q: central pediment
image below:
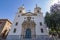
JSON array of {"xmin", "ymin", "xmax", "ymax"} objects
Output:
[{"xmin": 21, "ymin": 12, "xmax": 37, "ymax": 16}]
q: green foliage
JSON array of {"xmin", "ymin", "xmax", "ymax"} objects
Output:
[
  {"xmin": 45, "ymin": 12, "xmax": 51, "ymax": 28},
  {"xmin": 45, "ymin": 11, "xmax": 60, "ymax": 35}
]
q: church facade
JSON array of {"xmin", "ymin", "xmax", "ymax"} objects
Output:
[{"xmin": 6, "ymin": 5, "xmax": 49, "ymax": 40}]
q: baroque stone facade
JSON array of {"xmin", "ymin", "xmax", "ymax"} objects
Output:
[{"xmin": 6, "ymin": 5, "xmax": 49, "ymax": 40}]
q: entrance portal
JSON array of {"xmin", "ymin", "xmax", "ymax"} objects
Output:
[{"xmin": 25, "ymin": 28, "xmax": 31, "ymax": 38}]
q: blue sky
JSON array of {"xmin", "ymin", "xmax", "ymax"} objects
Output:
[{"xmin": 0, "ymin": 0, "xmax": 59, "ymax": 22}]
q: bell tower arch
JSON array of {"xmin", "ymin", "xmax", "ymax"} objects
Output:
[
  {"xmin": 34, "ymin": 4, "xmax": 41, "ymax": 13},
  {"xmin": 18, "ymin": 4, "xmax": 26, "ymax": 14}
]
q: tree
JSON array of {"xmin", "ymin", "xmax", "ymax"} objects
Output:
[
  {"xmin": 45, "ymin": 12, "xmax": 51, "ymax": 28},
  {"xmin": 45, "ymin": 11, "xmax": 60, "ymax": 37}
]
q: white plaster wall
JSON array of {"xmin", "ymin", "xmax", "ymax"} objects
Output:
[
  {"xmin": 33, "ymin": 13, "xmax": 48, "ymax": 35},
  {"xmin": 8, "ymin": 12, "xmax": 48, "ymax": 36},
  {"xmin": 8, "ymin": 13, "xmax": 24, "ymax": 35}
]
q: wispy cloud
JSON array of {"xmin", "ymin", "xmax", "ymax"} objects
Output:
[{"xmin": 47, "ymin": 0, "xmax": 59, "ymax": 12}]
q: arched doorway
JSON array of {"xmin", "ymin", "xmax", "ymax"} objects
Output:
[
  {"xmin": 22, "ymin": 17, "xmax": 36, "ymax": 39},
  {"xmin": 25, "ymin": 28, "xmax": 31, "ymax": 38}
]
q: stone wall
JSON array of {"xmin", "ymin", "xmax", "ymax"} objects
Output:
[{"xmin": 6, "ymin": 35, "xmax": 49, "ymax": 40}]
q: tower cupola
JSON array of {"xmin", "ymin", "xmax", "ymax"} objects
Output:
[
  {"xmin": 34, "ymin": 4, "xmax": 41, "ymax": 13},
  {"xmin": 18, "ymin": 4, "xmax": 26, "ymax": 14}
]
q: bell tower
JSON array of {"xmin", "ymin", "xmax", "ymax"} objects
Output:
[
  {"xmin": 34, "ymin": 4, "xmax": 41, "ymax": 14},
  {"xmin": 18, "ymin": 4, "xmax": 26, "ymax": 14}
]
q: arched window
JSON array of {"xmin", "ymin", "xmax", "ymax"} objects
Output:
[
  {"xmin": 25, "ymin": 28, "xmax": 31, "ymax": 38},
  {"xmin": 15, "ymin": 22, "xmax": 18, "ymax": 26},
  {"xmin": 18, "ymin": 15, "xmax": 20, "ymax": 17},
  {"xmin": 37, "ymin": 10, "xmax": 40, "ymax": 13},
  {"xmin": 20, "ymin": 10, "xmax": 22, "ymax": 13},
  {"xmin": 41, "ymin": 28, "xmax": 44, "ymax": 33},
  {"xmin": 13, "ymin": 28, "xmax": 16, "ymax": 33},
  {"xmin": 40, "ymin": 22, "xmax": 42, "ymax": 26}
]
